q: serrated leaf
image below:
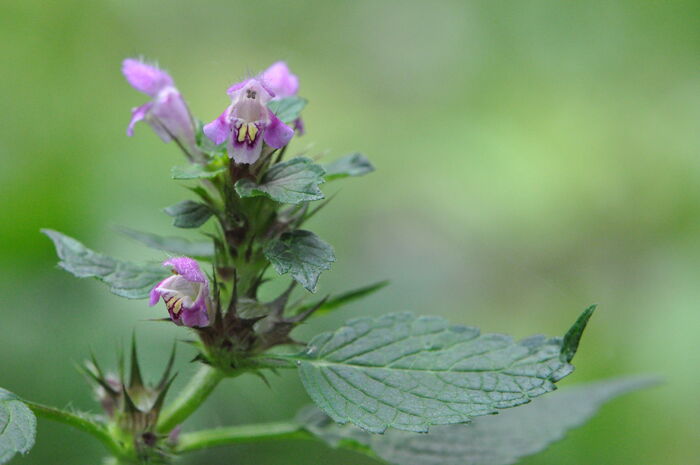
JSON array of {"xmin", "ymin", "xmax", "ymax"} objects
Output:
[
  {"xmin": 267, "ymin": 97, "xmax": 307, "ymax": 124},
  {"xmin": 42, "ymin": 229, "xmax": 170, "ymax": 299},
  {"xmin": 264, "ymin": 230, "xmax": 335, "ymax": 292},
  {"xmin": 296, "ymin": 310, "xmax": 593, "ymax": 433},
  {"xmin": 235, "ymin": 157, "xmax": 325, "ymax": 204},
  {"xmin": 117, "ymin": 227, "xmax": 214, "ymax": 258},
  {"xmin": 0, "ymin": 388, "xmax": 36, "ymax": 464},
  {"xmin": 164, "ymin": 200, "xmax": 213, "ymax": 228},
  {"xmin": 171, "ymin": 163, "xmax": 227, "ymax": 180},
  {"xmin": 294, "ymin": 280, "xmax": 389, "ymax": 317},
  {"xmin": 299, "ymin": 376, "xmax": 658, "ymax": 465},
  {"xmin": 323, "ymin": 153, "xmax": 375, "ymax": 181}
]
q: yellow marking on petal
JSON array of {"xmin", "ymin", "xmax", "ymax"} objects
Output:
[
  {"xmin": 247, "ymin": 123, "xmax": 258, "ymax": 142},
  {"xmin": 171, "ymin": 298, "xmax": 184, "ymax": 315},
  {"xmin": 237, "ymin": 124, "xmax": 248, "ymax": 143}
]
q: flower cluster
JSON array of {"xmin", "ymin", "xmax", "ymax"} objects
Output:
[{"xmin": 123, "ymin": 59, "xmax": 301, "ymax": 165}]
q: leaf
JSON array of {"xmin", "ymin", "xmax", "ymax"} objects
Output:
[
  {"xmin": 264, "ymin": 230, "xmax": 335, "ymax": 292},
  {"xmin": 235, "ymin": 157, "xmax": 326, "ymax": 204},
  {"xmin": 267, "ymin": 97, "xmax": 308, "ymax": 125},
  {"xmin": 295, "ymin": 309, "xmax": 594, "ymax": 433},
  {"xmin": 560, "ymin": 304, "xmax": 595, "ymax": 363},
  {"xmin": 42, "ymin": 229, "xmax": 170, "ymax": 299},
  {"xmin": 117, "ymin": 227, "xmax": 214, "ymax": 258},
  {"xmin": 171, "ymin": 163, "xmax": 226, "ymax": 180},
  {"xmin": 0, "ymin": 388, "xmax": 36, "ymax": 464},
  {"xmin": 299, "ymin": 376, "xmax": 659, "ymax": 465},
  {"xmin": 323, "ymin": 153, "xmax": 375, "ymax": 181},
  {"xmin": 294, "ymin": 280, "xmax": 390, "ymax": 317},
  {"xmin": 164, "ymin": 200, "xmax": 213, "ymax": 228}
]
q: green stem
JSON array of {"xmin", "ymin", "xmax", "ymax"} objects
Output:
[
  {"xmin": 156, "ymin": 365, "xmax": 225, "ymax": 434},
  {"xmin": 25, "ymin": 401, "xmax": 124, "ymax": 457},
  {"xmin": 175, "ymin": 421, "xmax": 313, "ymax": 453}
]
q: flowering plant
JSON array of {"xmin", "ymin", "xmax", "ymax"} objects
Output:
[{"xmin": 0, "ymin": 59, "xmax": 655, "ymax": 465}]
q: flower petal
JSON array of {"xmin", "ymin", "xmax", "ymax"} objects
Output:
[
  {"xmin": 163, "ymin": 257, "xmax": 207, "ymax": 283},
  {"xmin": 149, "ymin": 278, "xmax": 166, "ymax": 306},
  {"xmin": 262, "ymin": 61, "xmax": 299, "ymax": 97},
  {"xmin": 122, "ymin": 58, "xmax": 174, "ymax": 97},
  {"xmin": 226, "ymin": 78, "xmax": 253, "ymax": 96},
  {"xmin": 203, "ymin": 108, "xmax": 232, "ymax": 145},
  {"xmin": 227, "ymin": 78, "xmax": 275, "ymax": 100},
  {"xmin": 151, "ymin": 87, "xmax": 196, "ymax": 145},
  {"xmin": 127, "ymin": 102, "xmax": 152, "ymax": 137},
  {"xmin": 263, "ymin": 110, "xmax": 294, "ymax": 148},
  {"xmin": 228, "ymin": 129, "xmax": 263, "ymax": 164},
  {"xmin": 180, "ymin": 304, "xmax": 210, "ymax": 327}
]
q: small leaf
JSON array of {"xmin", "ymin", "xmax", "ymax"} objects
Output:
[
  {"xmin": 267, "ymin": 97, "xmax": 308, "ymax": 124},
  {"xmin": 323, "ymin": 153, "xmax": 375, "ymax": 181},
  {"xmin": 117, "ymin": 227, "xmax": 214, "ymax": 258},
  {"xmin": 0, "ymin": 388, "xmax": 36, "ymax": 464},
  {"xmin": 294, "ymin": 280, "xmax": 389, "ymax": 317},
  {"xmin": 171, "ymin": 163, "xmax": 226, "ymax": 180},
  {"xmin": 264, "ymin": 230, "xmax": 335, "ymax": 292},
  {"xmin": 296, "ymin": 311, "xmax": 592, "ymax": 433},
  {"xmin": 42, "ymin": 229, "xmax": 170, "ymax": 299},
  {"xmin": 299, "ymin": 376, "xmax": 659, "ymax": 465},
  {"xmin": 235, "ymin": 157, "xmax": 326, "ymax": 204},
  {"xmin": 164, "ymin": 200, "xmax": 213, "ymax": 228},
  {"xmin": 561, "ymin": 304, "xmax": 595, "ymax": 363}
]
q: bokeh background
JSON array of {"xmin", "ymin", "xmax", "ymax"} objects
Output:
[{"xmin": 1, "ymin": 1, "xmax": 699, "ymax": 464}]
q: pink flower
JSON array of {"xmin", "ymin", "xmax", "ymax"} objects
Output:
[
  {"xmin": 149, "ymin": 257, "xmax": 210, "ymax": 328},
  {"xmin": 122, "ymin": 59, "xmax": 197, "ymax": 155},
  {"xmin": 203, "ymin": 77, "xmax": 294, "ymax": 164}
]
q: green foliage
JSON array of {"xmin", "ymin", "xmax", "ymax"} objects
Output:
[
  {"xmin": 295, "ymin": 310, "xmax": 593, "ymax": 433},
  {"xmin": 293, "ymin": 280, "xmax": 389, "ymax": 317},
  {"xmin": 117, "ymin": 227, "xmax": 214, "ymax": 258},
  {"xmin": 299, "ymin": 376, "xmax": 658, "ymax": 465},
  {"xmin": 561, "ymin": 304, "xmax": 596, "ymax": 363},
  {"xmin": 235, "ymin": 157, "xmax": 326, "ymax": 204},
  {"xmin": 171, "ymin": 163, "xmax": 226, "ymax": 180},
  {"xmin": 0, "ymin": 388, "xmax": 36, "ymax": 465},
  {"xmin": 323, "ymin": 153, "xmax": 375, "ymax": 181},
  {"xmin": 164, "ymin": 200, "xmax": 213, "ymax": 228},
  {"xmin": 267, "ymin": 97, "xmax": 308, "ymax": 125},
  {"xmin": 42, "ymin": 229, "xmax": 170, "ymax": 299},
  {"xmin": 263, "ymin": 230, "xmax": 335, "ymax": 292}
]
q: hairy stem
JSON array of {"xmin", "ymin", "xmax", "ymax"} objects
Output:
[
  {"xmin": 25, "ymin": 401, "xmax": 124, "ymax": 457},
  {"xmin": 156, "ymin": 364, "xmax": 225, "ymax": 434},
  {"xmin": 175, "ymin": 421, "xmax": 313, "ymax": 453}
]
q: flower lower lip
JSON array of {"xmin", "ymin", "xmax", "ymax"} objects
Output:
[{"xmin": 165, "ymin": 296, "xmax": 184, "ymax": 315}]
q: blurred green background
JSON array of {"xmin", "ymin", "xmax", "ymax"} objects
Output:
[{"xmin": 1, "ymin": 0, "xmax": 698, "ymax": 464}]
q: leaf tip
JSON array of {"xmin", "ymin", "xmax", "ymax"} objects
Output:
[{"xmin": 560, "ymin": 304, "xmax": 596, "ymax": 363}]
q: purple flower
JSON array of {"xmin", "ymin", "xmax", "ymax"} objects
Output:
[
  {"xmin": 203, "ymin": 77, "xmax": 294, "ymax": 164},
  {"xmin": 262, "ymin": 61, "xmax": 305, "ymax": 135},
  {"xmin": 149, "ymin": 257, "xmax": 210, "ymax": 328},
  {"xmin": 261, "ymin": 61, "xmax": 299, "ymax": 98},
  {"xmin": 122, "ymin": 59, "xmax": 198, "ymax": 157}
]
